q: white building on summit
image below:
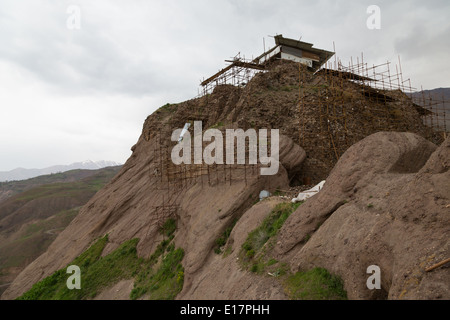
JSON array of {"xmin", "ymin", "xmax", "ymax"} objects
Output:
[
  {"xmin": 200, "ymin": 34, "xmax": 334, "ymax": 95},
  {"xmin": 254, "ymin": 35, "xmax": 334, "ymax": 71}
]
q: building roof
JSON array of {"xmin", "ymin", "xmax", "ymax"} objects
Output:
[{"xmin": 254, "ymin": 34, "xmax": 335, "ymax": 71}]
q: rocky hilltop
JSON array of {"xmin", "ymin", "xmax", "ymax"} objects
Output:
[{"xmin": 2, "ymin": 61, "xmax": 448, "ymax": 300}]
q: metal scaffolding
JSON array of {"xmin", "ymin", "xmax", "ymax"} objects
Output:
[{"xmin": 298, "ymin": 52, "xmax": 448, "ymax": 182}]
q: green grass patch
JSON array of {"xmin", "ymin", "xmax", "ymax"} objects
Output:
[
  {"xmin": 302, "ymin": 234, "xmax": 311, "ymax": 244},
  {"xmin": 17, "ymin": 235, "xmax": 110, "ymax": 300},
  {"xmin": 160, "ymin": 218, "xmax": 177, "ymax": 238},
  {"xmin": 131, "ymin": 247, "xmax": 184, "ymax": 300},
  {"xmin": 284, "ymin": 267, "xmax": 347, "ymax": 300},
  {"xmin": 209, "ymin": 121, "xmax": 224, "ymax": 129},
  {"xmin": 214, "ymin": 219, "xmax": 238, "ymax": 254},
  {"xmin": 240, "ymin": 201, "xmax": 302, "ymax": 273},
  {"xmin": 158, "ymin": 103, "xmax": 177, "ymax": 113},
  {"xmin": 222, "ymin": 246, "xmax": 232, "ymax": 257},
  {"xmin": 18, "ymin": 218, "xmax": 185, "ymax": 300},
  {"xmin": 242, "ymin": 202, "xmax": 301, "ymax": 258},
  {"xmin": 267, "ymin": 258, "xmax": 278, "ymax": 266},
  {"xmin": 131, "ymin": 218, "xmax": 184, "ymax": 300},
  {"xmin": 273, "ymin": 188, "xmax": 283, "ymax": 196},
  {"xmin": 148, "ymin": 236, "xmax": 174, "ymax": 264}
]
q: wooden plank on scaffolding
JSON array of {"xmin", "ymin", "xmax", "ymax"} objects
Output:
[{"xmin": 201, "ymin": 60, "xmax": 265, "ymax": 87}]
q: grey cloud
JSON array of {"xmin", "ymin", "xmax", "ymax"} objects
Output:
[
  {"xmin": 394, "ymin": 24, "xmax": 450, "ymax": 61},
  {"xmin": 1, "ymin": 0, "xmax": 448, "ymax": 99},
  {"xmin": 0, "ymin": 1, "xmax": 174, "ymax": 97},
  {"xmin": 0, "ymin": 0, "xmax": 449, "ymax": 171}
]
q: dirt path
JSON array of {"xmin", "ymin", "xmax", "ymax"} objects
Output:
[{"xmin": 44, "ymin": 228, "xmax": 64, "ymax": 235}]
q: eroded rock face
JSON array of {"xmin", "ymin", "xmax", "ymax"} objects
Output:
[
  {"xmin": 279, "ymin": 135, "xmax": 306, "ymax": 181},
  {"xmin": 274, "ymin": 132, "xmax": 449, "ymax": 299},
  {"xmin": 177, "ymin": 198, "xmax": 288, "ymax": 300},
  {"xmin": 1, "ymin": 121, "xmax": 300, "ymax": 300}
]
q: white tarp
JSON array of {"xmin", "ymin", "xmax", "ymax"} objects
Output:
[
  {"xmin": 291, "ymin": 180, "xmax": 326, "ymax": 203},
  {"xmin": 259, "ymin": 190, "xmax": 270, "ymax": 201},
  {"xmin": 177, "ymin": 123, "xmax": 191, "ymax": 142},
  {"xmin": 280, "ymin": 52, "xmax": 313, "ymax": 67}
]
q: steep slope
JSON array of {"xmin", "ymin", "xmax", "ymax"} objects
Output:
[
  {"xmin": 176, "ymin": 197, "xmax": 290, "ymax": 299},
  {"xmin": 0, "ymin": 166, "xmax": 121, "ymax": 295},
  {"xmin": 2, "ymin": 60, "xmax": 446, "ymax": 300}
]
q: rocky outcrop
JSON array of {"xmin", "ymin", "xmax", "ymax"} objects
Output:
[
  {"xmin": 178, "ymin": 198, "xmax": 288, "ymax": 300},
  {"xmin": 279, "ymin": 135, "xmax": 306, "ymax": 182},
  {"xmin": 274, "ymin": 132, "xmax": 449, "ymax": 299}
]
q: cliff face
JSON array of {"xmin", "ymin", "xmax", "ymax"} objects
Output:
[{"xmin": 2, "ymin": 61, "xmax": 448, "ymax": 300}]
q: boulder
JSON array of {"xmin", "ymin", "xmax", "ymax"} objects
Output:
[
  {"xmin": 278, "ymin": 134, "xmax": 306, "ymax": 181},
  {"xmin": 274, "ymin": 132, "xmax": 449, "ymax": 299}
]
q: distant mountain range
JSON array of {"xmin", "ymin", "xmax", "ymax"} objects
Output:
[
  {"xmin": 408, "ymin": 87, "xmax": 450, "ymax": 131},
  {"xmin": 0, "ymin": 160, "xmax": 122, "ymax": 182},
  {"xmin": 415, "ymin": 87, "xmax": 450, "ymax": 100}
]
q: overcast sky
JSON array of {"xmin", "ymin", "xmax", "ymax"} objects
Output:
[{"xmin": 0, "ymin": 0, "xmax": 449, "ymax": 171}]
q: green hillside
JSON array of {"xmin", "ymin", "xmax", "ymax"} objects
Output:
[
  {"xmin": 0, "ymin": 167, "xmax": 121, "ymax": 204},
  {"xmin": 0, "ymin": 166, "xmax": 121, "ymax": 295}
]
